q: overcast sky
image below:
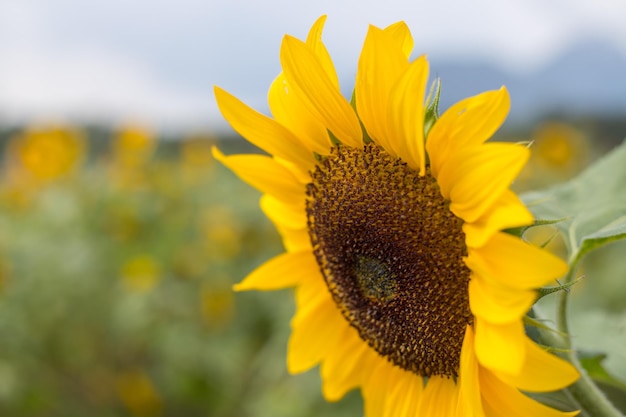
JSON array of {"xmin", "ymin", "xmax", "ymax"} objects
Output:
[{"xmin": 1, "ymin": 0, "xmax": 625, "ymax": 132}]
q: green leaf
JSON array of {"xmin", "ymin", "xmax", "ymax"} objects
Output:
[
  {"xmin": 579, "ymin": 352, "xmax": 626, "ymax": 413},
  {"xmin": 522, "ymin": 139, "xmax": 626, "ymax": 271}
]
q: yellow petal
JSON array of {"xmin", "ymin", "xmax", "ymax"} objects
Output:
[
  {"xmin": 268, "ymin": 16, "xmax": 336, "ymax": 156},
  {"xmin": 480, "ymin": 367, "xmax": 579, "ymax": 417},
  {"xmin": 419, "ymin": 376, "xmax": 459, "ymax": 417},
  {"xmin": 383, "ymin": 21, "xmax": 414, "ymax": 58},
  {"xmin": 287, "ymin": 281, "xmax": 344, "ymax": 373},
  {"xmin": 456, "ymin": 326, "xmax": 486, "ymax": 417},
  {"xmin": 362, "ymin": 360, "xmax": 423, "ymax": 417},
  {"xmin": 495, "ymin": 337, "xmax": 579, "ymax": 392},
  {"xmin": 269, "ymin": 74, "xmax": 332, "ymax": 155},
  {"xmin": 442, "ymin": 143, "xmax": 530, "ymax": 223},
  {"xmin": 427, "ymin": 87, "xmax": 510, "ymax": 178},
  {"xmin": 382, "ymin": 370, "xmax": 423, "ymax": 417},
  {"xmin": 320, "ymin": 326, "xmax": 370, "ymax": 401},
  {"xmin": 214, "ymin": 86, "xmax": 315, "ymax": 172},
  {"xmin": 355, "ymin": 25, "xmax": 409, "ymax": 156},
  {"xmin": 260, "ymin": 194, "xmax": 307, "ymax": 231},
  {"xmin": 463, "ymin": 190, "xmax": 534, "ymax": 249},
  {"xmin": 362, "ymin": 360, "xmax": 394, "ymax": 417},
  {"xmin": 233, "ymin": 251, "xmax": 318, "ymax": 291},
  {"xmin": 305, "ymin": 15, "xmax": 339, "ymax": 88},
  {"xmin": 280, "ymin": 35, "xmax": 362, "ymax": 147},
  {"xmin": 388, "ymin": 55, "xmax": 429, "ymax": 173},
  {"xmin": 475, "ymin": 318, "xmax": 526, "ymax": 375},
  {"xmin": 465, "ymin": 232, "xmax": 568, "ymax": 290},
  {"xmin": 212, "ymin": 147, "xmax": 304, "ymax": 204},
  {"xmin": 274, "ymin": 222, "xmax": 312, "ymax": 253},
  {"xmin": 469, "ymin": 274, "xmax": 536, "ymax": 324}
]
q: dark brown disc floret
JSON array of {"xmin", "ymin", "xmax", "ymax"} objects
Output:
[{"xmin": 306, "ymin": 144, "xmax": 473, "ymax": 378}]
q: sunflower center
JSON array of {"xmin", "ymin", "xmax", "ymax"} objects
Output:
[{"xmin": 306, "ymin": 144, "xmax": 473, "ymax": 378}]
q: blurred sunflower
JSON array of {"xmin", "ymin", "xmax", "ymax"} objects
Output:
[
  {"xmin": 120, "ymin": 255, "xmax": 162, "ymax": 293},
  {"xmin": 215, "ymin": 16, "xmax": 579, "ymax": 416},
  {"xmin": 10, "ymin": 124, "xmax": 86, "ymax": 182},
  {"xmin": 112, "ymin": 124, "xmax": 156, "ymax": 168},
  {"xmin": 109, "ymin": 124, "xmax": 157, "ymax": 189},
  {"xmin": 116, "ymin": 369, "xmax": 162, "ymax": 417}
]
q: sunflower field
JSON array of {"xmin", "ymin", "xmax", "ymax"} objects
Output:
[{"xmin": 0, "ymin": 116, "xmax": 625, "ymax": 417}]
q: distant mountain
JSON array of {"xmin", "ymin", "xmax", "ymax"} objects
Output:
[{"xmin": 429, "ymin": 40, "xmax": 626, "ymax": 124}]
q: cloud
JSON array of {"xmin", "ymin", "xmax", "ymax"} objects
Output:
[
  {"xmin": 0, "ymin": 47, "xmax": 216, "ymax": 129},
  {"xmin": 1, "ymin": 0, "xmax": 625, "ymax": 131}
]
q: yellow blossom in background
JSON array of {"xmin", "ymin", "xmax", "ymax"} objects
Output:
[
  {"xmin": 112, "ymin": 124, "xmax": 157, "ymax": 168},
  {"xmin": 0, "ymin": 255, "xmax": 11, "ymax": 294},
  {"xmin": 9, "ymin": 124, "xmax": 86, "ymax": 182},
  {"xmin": 120, "ymin": 255, "xmax": 161, "ymax": 293},
  {"xmin": 180, "ymin": 134, "xmax": 215, "ymax": 168},
  {"xmin": 173, "ymin": 243, "xmax": 209, "ymax": 280},
  {"xmin": 109, "ymin": 124, "xmax": 157, "ymax": 189},
  {"xmin": 201, "ymin": 283, "xmax": 235, "ymax": 328},
  {"xmin": 116, "ymin": 370, "xmax": 162, "ymax": 417},
  {"xmin": 521, "ymin": 122, "xmax": 591, "ymax": 188},
  {"xmin": 180, "ymin": 134, "xmax": 216, "ymax": 185},
  {"xmin": 533, "ymin": 122, "xmax": 587, "ymax": 168},
  {"xmin": 202, "ymin": 207, "xmax": 242, "ymax": 260}
]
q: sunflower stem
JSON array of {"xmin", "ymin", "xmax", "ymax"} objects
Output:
[{"xmin": 551, "ymin": 272, "xmax": 624, "ymax": 417}]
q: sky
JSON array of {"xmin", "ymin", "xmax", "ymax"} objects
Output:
[{"xmin": 1, "ymin": 0, "xmax": 625, "ymax": 133}]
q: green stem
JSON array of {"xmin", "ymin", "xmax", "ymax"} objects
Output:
[{"xmin": 546, "ymin": 276, "xmax": 624, "ymax": 417}]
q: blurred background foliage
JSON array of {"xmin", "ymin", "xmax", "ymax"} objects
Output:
[{"xmin": 0, "ymin": 115, "xmax": 624, "ymax": 416}]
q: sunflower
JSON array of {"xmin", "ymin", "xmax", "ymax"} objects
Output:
[{"xmin": 214, "ymin": 16, "xmax": 579, "ymax": 417}]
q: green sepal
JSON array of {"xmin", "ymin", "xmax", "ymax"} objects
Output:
[
  {"xmin": 536, "ymin": 276, "xmax": 584, "ymax": 300},
  {"xmin": 423, "ymin": 78, "xmax": 441, "ymax": 139},
  {"xmin": 524, "ymin": 314, "xmax": 568, "ymax": 339},
  {"xmin": 505, "ymin": 217, "xmax": 568, "ymax": 238},
  {"xmin": 349, "ymin": 89, "xmax": 372, "ymax": 144},
  {"xmin": 327, "ymin": 129, "xmax": 342, "ymax": 146}
]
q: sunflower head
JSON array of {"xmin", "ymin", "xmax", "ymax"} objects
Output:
[{"xmin": 215, "ymin": 15, "xmax": 579, "ymax": 417}]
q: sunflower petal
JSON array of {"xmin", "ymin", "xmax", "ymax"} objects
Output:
[
  {"xmin": 214, "ymin": 86, "xmax": 315, "ymax": 171},
  {"xmin": 427, "ymin": 87, "xmax": 510, "ymax": 177},
  {"xmin": 388, "ymin": 55, "xmax": 429, "ymax": 174},
  {"xmin": 465, "ymin": 232, "xmax": 568, "ymax": 290},
  {"xmin": 260, "ymin": 194, "xmax": 307, "ymax": 231},
  {"xmin": 382, "ymin": 370, "xmax": 423, "ymax": 417},
  {"xmin": 495, "ymin": 337, "xmax": 579, "ymax": 392},
  {"xmin": 355, "ymin": 25, "xmax": 409, "ymax": 156},
  {"xmin": 469, "ymin": 274, "xmax": 536, "ymax": 324},
  {"xmin": 475, "ymin": 319, "xmax": 526, "ymax": 375},
  {"xmin": 419, "ymin": 376, "xmax": 460, "ymax": 417},
  {"xmin": 383, "ymin": 21, "xmax": 414, "ymax": 58},
  {"xmin": 234, "ymin": 251, "xmax": 318, "ymax": 291},
  {"xmin": 269, "ymin": 74, "xmax": 332, "ymax": 155},
  {"xmin": 268, "ymin": 16, "xmax": 335, "ymax": 155},
  {"xmin": 443, "ymin": 143, "xmax": 530, "ymax": 223},
  {"xmin": 321, "ymin": 326, "xmax": 370, "ymax": 401},
  {"xmin": 280, "ymin": 35, "xmax": 362, "ymax": 147},
  {"xmin": 212, "ymin": 148, "xmax": 304, "ymax": 203},
  {"xmin": 463, "ymin": 190, "xmax": 534, "ymax": 249},
  {"xmin": 305, "ymin": 15, "xmax": 339, "ymax": 87},
  {"xmin": 362, "ymin": 360, "xmax": 393, "ymax": 417},
  {"xmin": 274, "ymin": 223, "xmax": 312, "ymax": 253},
  {"xmin": 456, "ymin": 326, "xmax": 486, "ymax": 417},
  {"xmin": 480, "ymin": 367, "xmax": 579, "ymax": 417},
  {"xmin": 288, "ymin": 281, "xmax": 344, "ymax": 373}
]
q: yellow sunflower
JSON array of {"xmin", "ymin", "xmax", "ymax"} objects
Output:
[{"xmin": 214, "ymin": 16, "xmax": 580, "ymax": 417}]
